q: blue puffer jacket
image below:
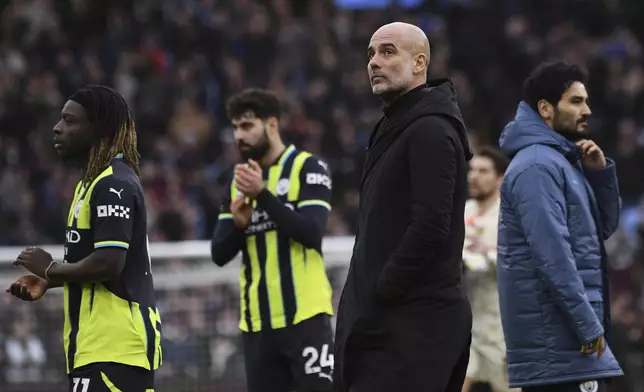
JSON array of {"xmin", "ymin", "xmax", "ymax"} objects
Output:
[{"xmin": 497, "ymin": 102, "xmax": 624, "ymax": 388}]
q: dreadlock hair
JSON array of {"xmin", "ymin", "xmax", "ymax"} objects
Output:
[{"xmin": 69, "ymin": 85, "xmax": 141, "ymax": 185}]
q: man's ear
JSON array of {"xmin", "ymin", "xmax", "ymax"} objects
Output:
[
  {"xmin": 413, "ymin": 53, "xmax": 428, "ymax": 75},
  {"xmin": 267, "ymin": 117, "xmax": 279, "ymax": 134},
  {"xmin": 537, "ymin": 99, "xmax": 554, "ymax": 120}
]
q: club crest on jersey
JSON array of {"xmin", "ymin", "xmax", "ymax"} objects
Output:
[
  {"xmin": 74, "ymin": 199, "xmax": 84, "ymax": 219},
  {"xmin": 276, "ymin": 179, "xmax": 290, "ymax": 196},
  {"xmin": 579, "ymin": 381, "xmax": 598, "ymax": 392}
]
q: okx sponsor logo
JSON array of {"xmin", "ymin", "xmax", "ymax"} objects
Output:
[
  {"xmin": 306, "ymin": 173, "xmax": 332, "ymax": 189},
  {"xmin": 97, "ymin": 205, "xmax": 131, "ymax": 219}
]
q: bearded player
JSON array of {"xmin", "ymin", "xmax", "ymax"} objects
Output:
[{"xmin": 211, "ymin": 88, "xmax": 335, "ymax": 392}]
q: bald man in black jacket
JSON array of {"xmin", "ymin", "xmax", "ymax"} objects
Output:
[{"xmin": 333, "ymin": 22, "xmax": 474, "ymax": 392}]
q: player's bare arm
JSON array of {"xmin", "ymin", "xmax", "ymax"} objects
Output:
[
  {"xmin": 46, "ymin": 247, "xmax": 125, "ymax": 282},
  {"xmin": 8, "ymin": 245, "xmax": 125, "ymax": 301}
]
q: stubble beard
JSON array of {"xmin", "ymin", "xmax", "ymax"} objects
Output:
[
  {"xmin": 372, "ymin": 79, "xmax": 408, "ymax": 104},
  {"xmin": 474, "ymin": 193, "xmax": 491, "ymax": 202},
  {"xmin": 371, "ymin": 66, "xmax": 415, "ymax": 101},
  {"xmin": 371, "ymin": 83, "xmax": 391, "ymax": 95},
  {"xmin": 471, "ymin": 187, "xmax": 495, "ymax": 202},
  {"xmin": 552, "ymin": 110, "xmax": 586, "ymax": 142}
]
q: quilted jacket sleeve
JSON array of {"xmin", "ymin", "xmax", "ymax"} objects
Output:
[
  {"xmin": 511, "ymin": 164, "xmax": 604, "ymax": 345},
  {"xmin": 584, "ymin": 158, "xmax": 621, "ymax": 239}
]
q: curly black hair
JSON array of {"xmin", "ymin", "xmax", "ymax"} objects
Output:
[
  {"xmin": 522, "ymin": 60, "xmax": 588, "ymax": 111},
  {"xmin": 226, "ymin": 88, "xmax": 282, "ymax": 121}
]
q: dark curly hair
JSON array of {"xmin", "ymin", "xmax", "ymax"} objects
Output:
[
  {"xmin": 522, "ymin": 61, "xmax": 588, "ymax": 111},
  {"xmin": 226, "ymin": 88, "xmax": 282, "ymax": 121}
]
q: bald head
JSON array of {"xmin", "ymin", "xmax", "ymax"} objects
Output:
[
  {"xmin": 367, "ymin": 22, "xmax": 431, "ymax": 102},
  {"xmin": 373, "ymin": 22, "xmax": 430, "ymax": 61}
]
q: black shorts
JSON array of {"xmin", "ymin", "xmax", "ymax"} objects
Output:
[
  {"xmin": 522, "ymin": 379, "xmax": 606, "ymax": 392},
  {"xmin": 68, "ymin": 362, "xmax": 154, "ymax": 392},
  {"xmin": 243, "ymin": 313, "xmax": 335, "ymax": 392}
]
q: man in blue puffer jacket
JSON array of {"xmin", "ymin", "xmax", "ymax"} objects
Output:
[{"xmin": 497, "ymin": 61, "xmax": 623, "ymax": 392}]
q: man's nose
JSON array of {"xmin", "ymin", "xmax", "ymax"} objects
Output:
[
  {"xmin": 233, "ymin": 129, "xmax": 243, "ymax": 142},
  {"xmin": 582, "ymin": 104, "xmax": 592, "ymax": 117},
  {"xmin": 369, "ymin": 56, "xmax": 381, "ymax": 71}
]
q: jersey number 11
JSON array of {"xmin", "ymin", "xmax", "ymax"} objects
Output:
[{"xmin": 72, "ymin": 378, "xmax": 90, "ymax": 392}]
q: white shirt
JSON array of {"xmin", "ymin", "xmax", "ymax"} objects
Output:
[{"xmin": 463, "ymin": 197, "xmax": 506, "ymax": 360}]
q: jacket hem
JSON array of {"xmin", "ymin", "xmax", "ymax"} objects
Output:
[{"xmin": 508, "ymin": 369, "xmax": 624, "ymax": 388}]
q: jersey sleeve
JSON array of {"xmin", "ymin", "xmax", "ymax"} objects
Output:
[
  {"xmin": 211, "ymin": 174, "xmax": 247, "ymax": 266},
  {"xmin": 296, "ymin": 156, "xmax": 332, "ymax": 211},
  {"xmin": 90, "ymin": 176, "xmax": 137, "ymax": 250},
  {"xmin": 218, "ymin": 180, "xmax": 234, "ymax": 219}
]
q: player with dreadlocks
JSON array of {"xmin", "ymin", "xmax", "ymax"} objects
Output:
[{"xmin": 7, "ymin": 85, "xmax": 162, "ymax": 392}]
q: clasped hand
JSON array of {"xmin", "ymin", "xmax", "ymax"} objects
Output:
[
  {"xmin": 229, "ymin": 160, "xmax": 265, "ymax": 229},
  {"xmin": 234, "ymin": 159, "xmax": 265, "ymax": 199}
]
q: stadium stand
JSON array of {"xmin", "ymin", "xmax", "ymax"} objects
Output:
[{"xmin": 0, "ymin": 0, "xmax": 643, "ymax": 391}]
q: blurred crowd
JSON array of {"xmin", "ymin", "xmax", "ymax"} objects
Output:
[
  {"xmin": 0, "ymin": 0, "xmax": 644, "ymax": 391},
  {"xmin": 0, "ymin": 267, "xmax": 346, "ymax": 392}
]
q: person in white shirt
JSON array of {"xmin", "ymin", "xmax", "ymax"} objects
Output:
[{"xmin": 462, "ymin": 147, "xmax": 517, "ymax": 392}]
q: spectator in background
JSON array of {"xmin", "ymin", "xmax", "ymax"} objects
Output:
[
  {"xmin": 3, "ymin": 318, "xmax": 46, "ymax": 384},
  {"xmin": 0, "ymin": 0, "xmax": 642, "ymax": 248},
  {"xmin": 461, "ymin": 147, "xmax": 515, "ymax": 392}
]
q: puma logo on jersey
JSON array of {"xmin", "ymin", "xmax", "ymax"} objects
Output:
[
  {"xmin": 317, "ymin": 160, "xmax": 329, "ymax": 171},
  {"xmin": 109, "ymin": 188, "xmax": 124, "ymax": 199}
]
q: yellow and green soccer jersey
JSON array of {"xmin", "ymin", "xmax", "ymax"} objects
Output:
[
  {"xmin": 211, "ymin": 145, "xmax": 334, "ymax": 332},
  {"xmin": 63, "ymin": 155, "xmax": 161, "ymax": 373}
]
